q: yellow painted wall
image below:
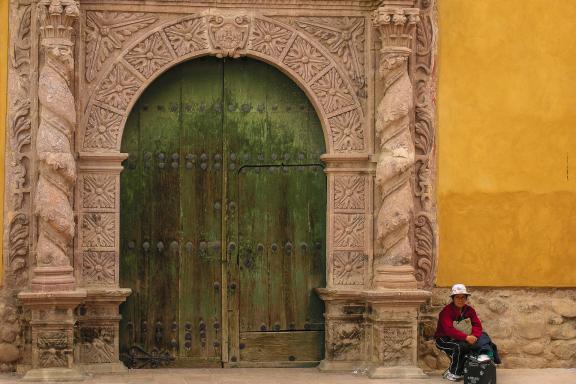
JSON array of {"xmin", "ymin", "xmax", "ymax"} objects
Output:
[
  {"xmin": 437, "ymin": 0, "xmax": 576, "ymax": 287},
  {"xmin": 0, "ymin": 0, "xmax": 8, "ymax": 284}
]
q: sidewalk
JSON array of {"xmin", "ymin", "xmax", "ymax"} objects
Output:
[{"xmin": 0, "ymin": 368, "xmax": 575, "ymax": 384}]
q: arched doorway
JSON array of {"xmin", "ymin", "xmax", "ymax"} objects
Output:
[{"xmin": 119, "ymin": 57, "xmax": 327, "ymax": 368}]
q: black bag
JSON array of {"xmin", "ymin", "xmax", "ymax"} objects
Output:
[{"xmin": 464, "ymin": 357, "xmax": 497, "ymax": 384}]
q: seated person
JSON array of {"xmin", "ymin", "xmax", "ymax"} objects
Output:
[{"xmin": 434, "ymin": 284, "xmax": 498, "ymax": 382}]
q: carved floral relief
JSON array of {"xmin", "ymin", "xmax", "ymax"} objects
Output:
[
  {"xmin": 248, "ymin": 19, "xmax": 293, "ymax": 58},
  {"xmin": 84, "ymin": 106, "xmax": 122, "ymax": 150},
  {"xmin": 85, "ymin": 11, "xmax": 158, "ymax": 82},
  {"xmin": 82, "ymin": 251, "xmax": 116, "ymax": 285},
  {"xmin": 333, "ymin": 251, "xmax": 365, "ymax": 285},
  {"xmin": 81, "ymin": 213, "xmax": 116, "ymax": 249},
  {"xmin": 125, "ymin": 32, "xmax": 173, "ymax": 79},
  {"xmin": 164, "ymin": 17, "xmax": 208, "ymax": 56},
  {"xmin": 328, "ymin": 109, "xmax": 364, "ymax": 151},
  {"xmin": 333, "ymin": 214, "xmax": 365, "ymax": 248},
  {"xmin": 82, "ymin": 175, "xmax": 116, "ymax": 210},
  {"xmin": 283, "ymin": 37, "xmax": 329, "ymax": 82},
  {"xmin": 334, "ymin": 176, "xmax": 365, "ymax": 210},
  {"xmin": 95, "ymin": 63, "xmax": 142, "ymax": 110},
  {"xmin": 311, "ymin": 68, "xmax": 354, "ymax": 114}
]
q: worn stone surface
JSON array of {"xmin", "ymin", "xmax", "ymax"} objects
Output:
[{"xmin": 419, "ymin": 288, "xmax": 576, "ymax": 370}]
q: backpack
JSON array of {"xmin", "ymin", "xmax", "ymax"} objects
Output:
[{"xmin": 464, "ymin": 357, "xmax": 497, "ymax": 384}]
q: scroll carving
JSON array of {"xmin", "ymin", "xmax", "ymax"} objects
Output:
[
  {"xmin": 373, "ymin": 7, "xmax": 419, "ymax": 287},
  {"xmin": 32, "ymin": 0, "xmax": 80, "ymax": 290},
  {"xmin": 413, "ymin": 0, "xmax": 438, "ymax": 288},
  {"xmin": 7, "ymin": 3, "xmax": 32, "ymax": 290}
]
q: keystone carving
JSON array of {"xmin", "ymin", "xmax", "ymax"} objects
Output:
[
  {"xmin": 208, "ymin": 15, "xmax": 251, "ymax": 58},
  {"xmin": 32, "ymin": 0, "xmax": 80, "ymax": 291}
]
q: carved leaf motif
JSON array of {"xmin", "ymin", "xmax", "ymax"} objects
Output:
[
  {"xmin": 284, "ymin": 37, "xmax": 330, "ymax": 82},
  {"xmin": 82, "ymin": 213, "xmax": 115, "ymax": 248},
  {"xmin": 84, "ymin": 107, "xmax": 122, "ymax": 150},
  {"xmin": 334, "ymin": 214, "xmax": 364, "ymax": 248},
  {"xmin": 334, "ymin": 176, "xmax": 365, "ymax": 210},
  {"xmin": 8, "ymin": 213, "xmax": 29, "ymax": 286},
  {"xmin": 330, "ymin": 322, "xmax": 362, "ymax": 360},
  {"xmin": 82, "ymin": 252, "xmax": 115, "ymax": 285},
  {"xmin": 311, "ymin": 68, "xmax": 354, "ymax": 114},
  {"xmin": 164, "ymin": 17, "xmax": 208, "ymax": 56},
  {"xmin": 96, "ymin": 64, "xmax": 142, "ymax": 110},
  {"xmin": 82, "ymin": 175, "xmax": 116, "ymax": 209},
  {"xmin": 249, "ymin": 19, "xmax": 293, "ymax": 58},
  {"xmin": 415, "ymin": 106, "xmax": 433, "ymax": 155},
  {"xmin": 414, "ymin": 214, "xmax": 435, "ymax": 288},
  {"xmin": 85, "ymin": 12, "xmax": 158, "ymax": 82},
  {"xmin": 376, "ymin": 327, "xmax": 412, "ymax": 365},
  {"xmin": 328, "ymin": 109, "xmax": 364, "ymax": 152},
  {"xmin": 291, "ymin": 17, "xmax": 365, "ymax": 90},
  {"xmin": 11, "ymin": 5, "xmax": 31, "ymax": 71},
  {"xmin": 333, "ymin": 251, "xmax": 364, "ymax": 285},
  {"xmin": 38, "ymin": 331, "xmax": 69, "ymax": 368},
  {"xmin": 125, "ymin": 32, "xmax": 173, "ymax": 79}
]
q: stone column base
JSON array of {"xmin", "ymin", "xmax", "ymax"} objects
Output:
[
  {"xmin": 17, "ymin": 290, "xmax": 87, "ymax": 382},
  {"xmin": 368, "ymin": 365, "xmax": 428, "ymax": 379}
]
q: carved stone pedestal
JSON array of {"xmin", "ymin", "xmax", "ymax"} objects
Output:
[
  {"xmin": 17, "ymin": 290, "xmax": 87, "ymax": 382},
  {"xmin": 76, "ymin": 288, "xmax": 131, "ymax": 374},
  {"xmin": 317, "ymin": 289, "xmax": 367, "ymax": 372},
  {"xmin": 365, "ymin": 289, "xmax": 430, "ymax": 379}
]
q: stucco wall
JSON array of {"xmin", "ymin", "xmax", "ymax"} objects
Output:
[{"xmin": 436, "ymin": 0, "xmax": 576, "ymax": 287}]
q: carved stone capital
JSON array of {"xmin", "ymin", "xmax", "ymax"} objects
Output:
[
  {"xmin": 373, "ymin": 7, "xmax": 419, "ymax": 54},
  {"xmin": 38, "ymin": 0, "xmax": 80, "ymax": 48}
]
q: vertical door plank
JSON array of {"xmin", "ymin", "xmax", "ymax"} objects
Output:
[{"xmin": 179, "ymin": 57, "xmax": 224, "ymax": 363}]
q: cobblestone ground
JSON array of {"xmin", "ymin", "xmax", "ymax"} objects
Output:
[{"xmin": 0, "ymin": 368, "xmax": 575, "ymax": 384}]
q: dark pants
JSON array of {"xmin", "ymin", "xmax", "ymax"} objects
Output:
[
  {"xmin": 436, "ymin": 334, "xmax": 496, "ymax": 375},
  {"xmin": 436, "ymin": 337, "xmax": 469, "ymax": 375}
]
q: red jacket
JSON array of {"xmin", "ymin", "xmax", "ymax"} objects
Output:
[{"xmin": 434, "ymin": 303, "xmax": 483, "ymax": 341}]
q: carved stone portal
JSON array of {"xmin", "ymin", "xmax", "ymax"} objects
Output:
[{"xmin": 4, "ymin": 0, "xmax": 438, "ymax": 379}]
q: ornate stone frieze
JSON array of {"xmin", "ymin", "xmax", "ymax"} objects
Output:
[
  {"xmin": 80, "ymin": 327, "xmax": 115, "ymax": 363},
  {"xmin": 208, "ymin": 15, "xmax": 251, "ymax": 58},
  {"xmin": 283, "ymin": 36, "xmax": 330, "ymax": 82},
  {"xmin": 32, "ymin": 0, "xmax": 80, "ymax": 291},
  {"xmin": 311, "ymin": 67, "xmax": 355, "ymax": 114},
  {"xmin": 248, "ymin": 18, "xmax": 293, "ymax": 58},
  {"xmin": 373, "ymin": 327, "xmax": 412, "ymax": 366},
  {"xmin": 328, "ymin": 109, "xmax": 364, "ymax": 151},
  {"xmin": 85, "ymin": 11, "xmax": 158, "ymax": 82},
  {"xmin": 164, "ymin": 16, "xmax": 208, "ymax": 56},
  {"xmin": 95, "ymin": 63, "xmax": 142, "ymax": 110},
  {"xmin": 84, "ymin": 106, "xmax": 123, "ymax": 151},
  {"xmin": 373, "ymin": 6, "xmax": 419, "ymax": 288},
  {"xmin": 275, "ymin": 16, "xmax": 366, "ymax": 97},
  {"xmin": 81, "ymin": 213, "xmax": 116, "ymax": 249},
  {"xmin": 81, "ymin": 174, "xmax": 116, "ymax": 210},
  {"xmin": 333, "ymin": 251, "xmax": 365, "ymax": 285},
  {"xmin": 334, "ymin": 214, "xmax": 365, "ymax": 248},
  {"xmin": 37, "ymin": 331, "xmax": 70, "ymax": 368},
  {"xmin": 82, "ymin": 252, "xmax": 116, "ymax": 285},
  {"xmin": 125, "ymin": 32, "xmax": 173, "ymax": 79},
  {"xmin": 334, "ymin": 176, "xmax": 366, "ymax": 210}
]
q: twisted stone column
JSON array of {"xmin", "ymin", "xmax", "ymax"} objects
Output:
[
  {"xmin": 30, "ymin": 0, "xmax": 79, "ymax": 291},
  {"xmin": 19, "ymin": 1, "xmax": 86, "ymax": 380},
  {"xmin": 373, "ymin": 7, "xmax": 419, "ymax": 289}
]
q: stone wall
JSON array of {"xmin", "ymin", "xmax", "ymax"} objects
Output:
[{"xmin": 419, "ymin": 287, "xmax": 576, "ymax": 370}]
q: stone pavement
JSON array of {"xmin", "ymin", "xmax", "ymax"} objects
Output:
[{"xmin": 0, "ymin": 368, "xmax": 575, "ymax": 384}]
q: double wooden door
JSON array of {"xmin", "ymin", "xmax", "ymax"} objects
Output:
[{"xmin": 119, "ymin": 57, "xmax": 326, "ymax": 367}]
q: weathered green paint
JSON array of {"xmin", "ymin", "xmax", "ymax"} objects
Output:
[{"xmin": 120, "ymin": 57, "xmax": 325, "ymax": 367}]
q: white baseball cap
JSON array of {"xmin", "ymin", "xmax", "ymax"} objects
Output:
[{"xmin": 450, "ymin": 283, "xmax": 471, "ymax": 297}]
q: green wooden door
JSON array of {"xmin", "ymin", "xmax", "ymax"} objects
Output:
[{"xmin": 120, "ymin": 57, "xmax": 326, "ymax": 368}]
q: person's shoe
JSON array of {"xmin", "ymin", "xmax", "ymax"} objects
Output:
[
  {"xmin": 477, "ymin": 354, "xmax": 491, "ymax": 362},
  {"xmin": 442, "ymin": 370, "xmax": 463, "ymax": 381}
]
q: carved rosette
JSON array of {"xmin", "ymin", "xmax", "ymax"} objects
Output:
[
  {"xmin": 32, "ymin": 0, "xmax": 80, "ymax": 291},
  {"xmin": 372, "ymin": 7, "xmax": 420, "ymax": 289}
]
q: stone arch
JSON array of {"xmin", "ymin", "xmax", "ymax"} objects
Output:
[{"xmin": 79, "ymin": 14, "xmax": 366, "ymax": 156}]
